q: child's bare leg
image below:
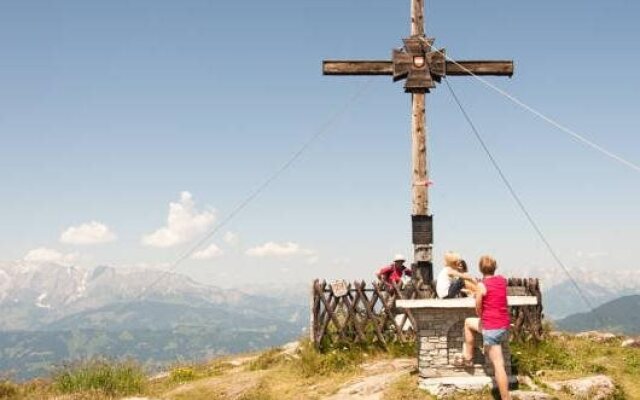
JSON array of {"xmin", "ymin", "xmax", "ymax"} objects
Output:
[
  {"xmin": 463, "ymin": 317, "xmax": 480, "ymax": 361},
  {"xmin": 486, "ymin": 344, "xmax": 511, "ymax": 400}
]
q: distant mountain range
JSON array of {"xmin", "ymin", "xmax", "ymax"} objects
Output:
[
  {"xmin": 2, "ymin": 260, "xmax": 638, "ymax": 380},
  {"xmin": 555, "ymin": 295, "xmax": 640, "ymax": 334},
  {"xmin": 528, "ymin": 266, "xmax": 640, "ymax": 319},
  {"xmin": 543, "ymin": 280, "xmax": 639, "ymax": 320},
  {"xmin": 0, "ymin": 262, "xmax": 307, "ymax": 380}
]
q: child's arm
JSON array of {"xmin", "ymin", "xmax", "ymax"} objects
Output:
[
  {"xmin": 446, "ymin": 267, "xmax": 474, "ymax": 281},
  {"xmin": 475, "ymin": 282, "xmax": 487, "ymax": 317}
]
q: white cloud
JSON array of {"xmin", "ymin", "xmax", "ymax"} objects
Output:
[
  {"xmin": 224, "ymin": 231, "xmax": 239, "ymax": 246},
  {"xmin": 586, "ymin": 252, "xmax": 608, "ymax": 259},
  {"xmin": 576, "ymin": 251, "xmax": 609, "ymax": 259},
  {"xmin": 60, "ymin": 221, "xmax": 117, "ymax": 245},
  {"xmin": 246, "ymin": 241, "xmax": 315, "ymax": 258},
  {"xmin": 306, "ymin": 255, "xmax": 319, "ymax": 265},
  {"xmin": 142, "ymin": 192, "xmax": 215, "ymax": 248},
  {"xmin": 23, "ymin": 247, "xmax": 79, "ymax": 265},
  {"xmin": 191, "ymin": 244, "xmax": 224, "ymax": 260}
]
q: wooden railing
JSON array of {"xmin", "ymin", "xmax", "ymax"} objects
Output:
[{"xmin": 310, "ymin": 278, "xmax": 543, "ymax": 348}]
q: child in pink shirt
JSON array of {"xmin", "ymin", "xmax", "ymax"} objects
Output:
[{"xmin": 462, "ymin": 255, "xmax": 512, "ymax": 400}]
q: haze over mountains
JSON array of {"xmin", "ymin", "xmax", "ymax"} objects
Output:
[
  {"xmin": 1, "ymin": 259, "xmax": 638, "ymax": 380},
  {"xmin": 0, "ymin": 262, "xmax": 306, "ymax": 380},
  {"xmin": 515, "ymin": 264, "xmax": 640, "ymax": 319},
  {"xmin": 555, "ymin": 295, "xmax": 640, "ymax": 335}
]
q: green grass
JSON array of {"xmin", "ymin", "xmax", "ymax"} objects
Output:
[
  {"xmin": 383, "ymin": 374, "xmax": 433, "ymax": 400},
  {"xmin": 512, "ymin": 334, "xmax": 640, "ymax": 399},
  {"xmin": 247, "ymin": 348, "xmax": 284, "ymax": 371},
  {"xmin": 293, "ymin": 339, "xmax": 372, "ymax": 377},
  {"xmin": 52, "ymin": 358, "xmax": 146, "ymax": 397},
  {"xmin": 0, "ymin": 381, "xmax": 19, "ymax": 399},
  {"xmin": 170, "ymin": 366, "xmax": 198, "ymax": 383},
  {"xmin": 511, "ymin": 336, "xmax": 578, "ymax": 376},
  {"xmin": 236, "ymin": 381, "xmax": 275, "ymax": 400},
  {"xmin": 2, "ymin": 332, "xmax": 639, "ymax": 400}
]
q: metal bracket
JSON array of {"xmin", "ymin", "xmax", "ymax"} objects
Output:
[
  {"xmin": 392, "ymin": 36, "xmax": 446, "ymax": 93},
  {"xmin": 412, "ymin": 214, "xmax": 433, "ymax": 245}
]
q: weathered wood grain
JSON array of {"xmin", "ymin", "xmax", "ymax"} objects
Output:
[
  {"xmin": 446, "ymin": 60, "xmax": 514, "ymax": 76},
  {"xmin": 322, "ymin": 60, "xmax": 513, "ymax": 77},
  {"xmin": 411, "ymin": 0, "xmax": 425, "ymax": 36},
  {"xmin": 412, "ymin": 93, "xmax": 427, "ymax": 216},
  {"xmin": 322, "ymin": 61, "xmax": 393, "ymax": 76}
]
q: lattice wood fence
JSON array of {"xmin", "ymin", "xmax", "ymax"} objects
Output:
[
  {"xmin": 508, "ymin": 278, "xmax": 544, "ymax": 341},
  {"xmin": 310, "ymin": 278, "xmax": 543, "ymax": 348}
]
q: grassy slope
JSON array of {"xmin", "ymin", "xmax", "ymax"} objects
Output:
[
  {"xmin": 1, "ymin": 335, "xmax": 639, "ymax": 399},
  {"xmin": 150, "ymin": 335, "xmax": 640, "ymax": 400}
]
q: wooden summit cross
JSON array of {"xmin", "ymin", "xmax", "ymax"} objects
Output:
[{"xmin": 323, "ymin": 0, "xmax": 513, "ymax": 296}]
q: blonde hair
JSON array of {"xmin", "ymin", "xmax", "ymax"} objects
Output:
[
  {"xmin": 478, "ymin": 255, "xmax": 497, "ymax": 275},
  {"xmin": 444, "ymin": 251, "xmax": 461, "ymax": 268}
]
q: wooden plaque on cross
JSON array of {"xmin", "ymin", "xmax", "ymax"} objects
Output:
[{"xmin": 322, "ymin": 0, "xmax": 514, "ymax": 296}]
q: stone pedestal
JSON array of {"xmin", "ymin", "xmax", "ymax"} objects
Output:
[{"xmin": 397, "ymin": 296, "xmax": 537, "ymax": 394}]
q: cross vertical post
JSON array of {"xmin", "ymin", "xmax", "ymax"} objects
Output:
[
  {"xmin": 409, "ymin": 0, "xmax": 432, "ymax": 295},
  {"xmin": 322, "ymin": 0, "xmax": 514, "ymax": 298}
]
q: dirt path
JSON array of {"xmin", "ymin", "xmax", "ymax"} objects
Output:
[
  {"xmin": 124, "ymin": 355, "xmax": 415, "ymax": 400},
  {"xmin": 161, "ymin": 369, "xmax": 266, "ymax": 400},
  {"xmin": 324, "ymin": 358, "xmax": 416, "ymax": 400}
]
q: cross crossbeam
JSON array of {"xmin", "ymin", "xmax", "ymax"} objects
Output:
[{"xmin": 323, "ymin": 60, "xmax": 514, "ymax": 77}]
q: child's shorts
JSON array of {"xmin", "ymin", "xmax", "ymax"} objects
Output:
[{"xmin": 482, "ymin": 329, "xmax": 508, "ymax": 346}]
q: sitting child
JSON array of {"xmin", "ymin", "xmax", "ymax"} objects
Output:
[{"xmin": 435, "ymin": 251, "xmax": 476, "ymax": 299}]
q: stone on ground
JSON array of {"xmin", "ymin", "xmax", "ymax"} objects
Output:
[
  {"xmin": 510, "ymin": 390, "xmax": 553, "ymax": 400},
  {"xmin": 419, "ymin": 376, "xmax": 495, "ymax": 399},
  {"xmin": 545, "ymin": 375, "xmax": 615, "ymax": 400},
  {"xmin": 621, "ymin": 337, "xmax": 640, "ymax": 348},
  {"xmin": 280, "ymin": 341, "xmax": 301, "ymax": 359},
  {"xmin": 575, "ymin": 331, "xmax": 618, "ymax": 343}
]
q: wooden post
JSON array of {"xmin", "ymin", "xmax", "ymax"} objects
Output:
[
  {"xmin": 410, "ymin": 0, "xmax": 432, "ymax": 293},
  {"xmin": 411, "ymin": 93, "xmax": 428, "ymax": 216},
  {"xmin": 411, "ymin": 0, "xmax": 424, "ymax": 36}
]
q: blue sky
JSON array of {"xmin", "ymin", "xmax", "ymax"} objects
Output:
[{"xmin": 1, "ymin": 0, "xmax": 639, "ymax": 288}]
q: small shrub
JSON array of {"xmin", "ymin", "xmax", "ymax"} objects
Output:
[
  {"xmin": 589, "ymin": 363, "xmax": 607, "ymax": 374},
  {"xmin": 296, "ymin": 340, "xmax": 327, "ymax": 377},
  {"xmin": 169, "ymin": 360, "xmax": 233, "ymax": 383},
  {"xmin": 237, "ymin": 381, "xmax": 274, "ymax": 400},
  {"xmin": 295, "ymin": 339, "xmax": 367, "ymax": 377},
  {"xmin": 53, "ymin": 358, "xmax": 146, "ymax": 396},
  {"xmin": 170, "ymin": 367, "xmax": 197, "ymax": 383},
  {"xmin": 206, "ymin": 361, "xmax": 233, "ymax": 376},
  {"xmin": 0, "ymin": 380, "xmax": 18, "ymax": 399},
  {"xmin": 248, "ymin": 348, "xmax": 284, "ymax": 371},
  {"xmin": 387, "ymin": 341, "xmax": 415, "ymax": 358},
  {"xmin": 623, "ymin": 352, "xmax": 640, "ymax": 374}
]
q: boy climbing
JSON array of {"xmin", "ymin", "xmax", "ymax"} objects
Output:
[{"xmin": 462, "ymin": 255, "xmax": 512, "ymax": 400}]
